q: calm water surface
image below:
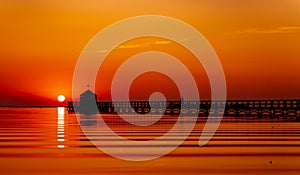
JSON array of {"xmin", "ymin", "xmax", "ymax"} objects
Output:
[{"xmin": 0, "ymin": 107, "xmax": 300, "ymax": 175}]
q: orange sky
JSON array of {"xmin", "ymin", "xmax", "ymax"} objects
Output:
[{"xmin": 0, "ymin": 0, "xmax": 300, "ymax": 106}]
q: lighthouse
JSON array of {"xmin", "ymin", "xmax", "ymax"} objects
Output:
[{"xmin": 79, "ymin": 90, "xmax": 98, "ymax": 114}]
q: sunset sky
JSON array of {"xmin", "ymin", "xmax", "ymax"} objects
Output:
[{"xmin": 0, "ymin": 0, "xmax": 299, "ymax": 106}]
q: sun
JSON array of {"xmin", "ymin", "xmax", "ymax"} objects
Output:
[{"xmin": 57, "ymin": 95, "xmax": 65, "ymax": 102}]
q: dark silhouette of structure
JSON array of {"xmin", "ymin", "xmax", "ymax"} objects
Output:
[
  {"xmin": 78, "ymin": 90, "xmax": 98, "ymax": 115},
  {"xmin": 68, "ymin": 91, "xmax": 300, "ymax": 121}
]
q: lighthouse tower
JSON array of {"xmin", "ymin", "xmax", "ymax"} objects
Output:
[{"xmin": 79, "ymin": 90, "xmax": 98, "ymax": 114}]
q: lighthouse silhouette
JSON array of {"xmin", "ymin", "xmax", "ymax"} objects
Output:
[{"xmin": 79, "ymin": 89, "xmax": 98, "ymax": 115}]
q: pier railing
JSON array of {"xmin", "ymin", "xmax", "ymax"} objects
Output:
[{"xmin": 67, "ymin": 99, "xmax": 300, "ymax": 121}]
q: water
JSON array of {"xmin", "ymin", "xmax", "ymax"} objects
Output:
[{"xmin": 0, "ymin": 107, "xmax": 300, "ymax": 174}]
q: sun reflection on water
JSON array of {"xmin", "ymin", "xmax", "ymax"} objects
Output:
[{"xmin": 57, "ymin": 107, "xmax": 65, "ymax": 148}]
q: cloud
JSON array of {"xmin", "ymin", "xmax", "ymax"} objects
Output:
[
  {"xmin": 96, "ymin": 49, "xmax": 109, "ymax": 53},
  {"xmin": 118, "ymin": 40, "xmax": 171, "ymax": 49},
  {"xmin": 152, "ymin": 40, "xmax": 172, "ymax": 45},
  {"xmin": 94, "ymin": 40, "xmax": 172, "ymax": 53},
  {"xmin": 235, "ymin": 26, "xmax": 300, "ymax": 34},
  {"xmin": 118, "ymin": 44, "xmax": 145, "ymax": 49}
]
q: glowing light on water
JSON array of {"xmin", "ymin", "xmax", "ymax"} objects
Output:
[
  {"xmin": 57, "ymin": 145, "xmax": 65, "ymax": 149},
  {"xmin": 57, "ymin": 107, "xmax": 65, "ymax": 115},
  {"xmin": 57, "ymin": 107, "xmax": 65, "ymax": 148}
]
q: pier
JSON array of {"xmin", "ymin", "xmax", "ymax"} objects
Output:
[{"xmin": 67, "ymin": 99, "xmax": 300, "ymax": 121}]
